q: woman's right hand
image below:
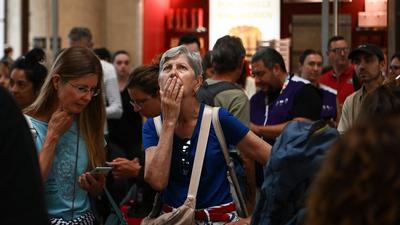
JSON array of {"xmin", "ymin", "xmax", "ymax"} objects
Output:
[
  {"xmin": 47, "ymin": 105, "xmax": 75, "ymax": 139},
  {"xmin": 160, "ymin": 76, "xmax": 183, "ymax": 126}
]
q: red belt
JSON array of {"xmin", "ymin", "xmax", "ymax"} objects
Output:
[{"xmin": 162, "ymin": 202, "xmax": 236, "ymax": 222}]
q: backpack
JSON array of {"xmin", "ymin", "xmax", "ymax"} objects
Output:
[
  {"xmin": 196, "ymin": 81, "xmax": 241, "ymax": 106},
  {"xmin": 251, "ymin": 120, "xmax": 339, "ymax": 225}
]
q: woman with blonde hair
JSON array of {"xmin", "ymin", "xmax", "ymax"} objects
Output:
[{"xmin": 25, "ymin": 47, "xmax": 106, "ymax": 225}]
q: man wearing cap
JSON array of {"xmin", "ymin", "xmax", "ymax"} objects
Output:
[{"xmin": 337, "ymin": 44, "xmax": 385, "ymax": 134}]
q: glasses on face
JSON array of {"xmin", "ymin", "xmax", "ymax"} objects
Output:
[
  {"xmin": 129, "ymin": 97, "xmax": 151, "ymax": 110},
  {"xmin": 330, "ymin": 47, "xmax": 350, "ymax": 54},
  {"xmin": 180, "ymin": 139, "xmax": 191, "ymax": 176},
  {"xmin": 67, "ymin": 82, "xmax": 100, "ymax": 97}
]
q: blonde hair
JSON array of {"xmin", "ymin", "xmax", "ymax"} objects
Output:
[{"xmin": 25, "ymin": 47, "xmax": 105, "ymax": 170}]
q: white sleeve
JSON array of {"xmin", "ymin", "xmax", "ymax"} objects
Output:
[{"xmin": 101, "ymin": 61, "xmax": 123, "ymax": 119}]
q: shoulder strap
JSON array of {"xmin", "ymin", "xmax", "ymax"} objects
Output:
[
  {"xmin": 152, "ymin": 108, "xmax": 212, "ymax": 198},
  {"xmin": 187, "ymin": 105, "xmax": 212, "ymax": 198},
  {"xmin": 104, "ymin": 186, "xmax": 128, "ymax": 225},
  {"xmin": 196, "ymin": 81, "xmax": 241, "ymax": 106},
  {"xmin": 153, "ymin": 116, "xmax": 162, "ymax": 137},
  {"xmin": 211, "ymin": 107, "xmax": 249, "ymax": 217},
  {"xmin": 24, "ymin": 114, "xmax": 38, "ymax": 139}
]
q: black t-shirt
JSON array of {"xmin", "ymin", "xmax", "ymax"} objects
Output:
[
  {"xmin": 107, "ymin": 88, "xmax": 143, "ymax": 160},
  {"xmin": 290, "ymin": 84, "xmax": 322, "ymax": 121},
  {"xmin": 0, "ymin": 87, "xmax": 50, "ymax": 225}
]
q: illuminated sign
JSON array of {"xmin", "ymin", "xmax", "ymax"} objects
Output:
[{"xmin": 209, "ymin": 0, "xmax": 280, "ymax": 55}]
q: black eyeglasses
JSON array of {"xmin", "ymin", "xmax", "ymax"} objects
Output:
[
  {"xmin": 180, "ymin": 139, "xmax": 191, "ymax": 176},
  {"xmin": 330, "ymin": 47, "xmax": 350, "ymax": 54}
]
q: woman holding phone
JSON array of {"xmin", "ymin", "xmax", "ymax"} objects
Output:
[{"xmin": 25, "ymin": 47, "xmax": 106, "ymax": 225}]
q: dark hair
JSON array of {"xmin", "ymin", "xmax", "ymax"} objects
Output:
[
  {"xmin": 178, "ymin": 34, "xmax": 200, "ymax": 49},
  {"xmin": 68, "ymin": 27, "xmax": 92, "ymax": 42},
  {"xmin": 127, "ymin": 64, "xmax": 160, "ymax": 96},
  {"xmin": 212, "ymin": 35, "xmax": 246, "ymax": 73},
  {"xmin": 251, "ymin": 47, "xmax": 287, "ymax": 73},
  {"xmin": 4, "ymin": 46, "xmax": 12, "ymax": 55},
  {"xmin": 306, "ymin": 117, "xmax": 400, "ymax": 225},
  {"xmin": 93, "ymin": 47, "xmax": 111, "ymax": 61},
  {"xmin": 357, "ymin": 81, "xmax": 400, "ymax": 124},
  {"xmin": 112, "ymin": 50, "xmax": 130, "ymax": 62},
  {"xmin": 202, "ymin": 51, "xmax": 212, "ymax": 70},
  {"xmin": 390, "ymin": 52, "xmax": 400, "ymax": 61},
  {"xmin": 12, "ymin": 48, "xmax": 47, "ymax": 92},
  {"xmin": 327, "ymin": 36, "xmax": 346, "ymax": 50},
  {"xmin": 299, "ymin": 49, "xmax": 322, "ymax": 65}
]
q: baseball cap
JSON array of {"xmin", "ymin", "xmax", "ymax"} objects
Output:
[{"xmin": 348, "ymin": 44, "xmax": 384, "ymax": 61}]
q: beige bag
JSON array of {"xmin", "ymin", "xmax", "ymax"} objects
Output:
[{"xmin": 141, "ymin": 106, "xmax": 213, "ymax": 225}]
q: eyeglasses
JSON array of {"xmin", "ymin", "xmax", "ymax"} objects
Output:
[
  {"xmin": 180, "ymin": 139, "xmax": 191, "ymax": 176},
  {"xmin": 330, "ymin": 47, "xmax": 350, "ymax": 54},
  {"xmin": 67, "ymin": 82, "xmax": 100, "ymax": 97},
  {"xmin": 129, "ymin": 97, "xmax": 151, "ymax": 110}
]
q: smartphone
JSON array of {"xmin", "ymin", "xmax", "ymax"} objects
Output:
[{"xmin": 90, "ymin": 166, "xmax": 112, "ymax": 175}]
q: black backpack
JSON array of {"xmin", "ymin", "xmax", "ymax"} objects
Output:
[
  {"xmin": 196, "ymin": 81, "xmax": 241, "ymax": 106},
  {"xmin": 251, "ymin": 120, "xmax": 339, "ymax": 225}
]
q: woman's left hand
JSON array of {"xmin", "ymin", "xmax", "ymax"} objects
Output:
[{"xmin": 78, "ymin": 172, "xmax": 105, "ymax": 197}]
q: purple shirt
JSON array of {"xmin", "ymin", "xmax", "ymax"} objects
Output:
[{"xmin": 266, "ymin": 76, "xmax": 309, "ymax": 125}]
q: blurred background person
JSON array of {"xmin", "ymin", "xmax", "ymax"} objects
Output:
[
  {"xmin": 108, "ymin": 50, "xmax": 143, "ymax": 160},
  {"xmin": 0, "ymin": 61, "xmax": 10, "ymax": 89},
  {"xmin": 320, "ymin": 36, "xmax": 357, "ymax": 109},
  {"xmin": 126, "ymin": 63, "xmax": 161, "ymax": 118},
  {"xmin": 337, "ymin": 44, "xmax": 385, "ymax": 134},
  {"xmin": 306, "ymin": 118, "xmax": 400, "ymax": 225},
  {"xmin": 298, "ymin": 49, "xmax": 338, "ymax": 123},
  {"xmin": 201, "ymin": 50, "xmax": 214, "ymax": 80},
  {"xmin": 1, "ymin": 44, "xmax": 14, "ymax": 67},
  {"xmin": 102, "ymin": 50, "xmax": 144, "ymax": 211},
  {"xmin": 93, "ymin": 47, "xmax": 112, "ymax": 63},
  {"xmin": 388, "ymin": 52, "xmax": 400, "ymax": 81},
  {"xmin": 0, "ymin": 86, "xmax": 50, "ymax": 225},
  {"xmin": 9, "ymin": 48, "xmax": 47, "ymax": 109},
  {"xmin": 105, "ymin": 64, "xmax": 161, "ymax": 223},
  {"xmin": 68, "ymin": 27, "xmax": 122, "ymax": 121},
  {"xmin": 178, "ymin": 33, "xmax": 201, "ymax": 52}
]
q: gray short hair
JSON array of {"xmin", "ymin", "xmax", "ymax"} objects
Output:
[
  {"xmin": 68, "ymin": 27, "xmax": 92, "ymax": 42},
  {"xmin": 159, "ymin": 45, "xmax": 203, "ymax": 77}
]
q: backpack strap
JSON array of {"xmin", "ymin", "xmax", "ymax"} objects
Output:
[
  {"xmin": 196, "ymin": 81, "xmax": 241, "ymax": 106},
  {"xmin": 211, "ymin": 107, "xmax": 249, "ymax": 217},
  {"xmin": 24, "ymin": 114, "xmax": 38, "ymax": 139},
  {"xmin": 153, "ymin": 116, "xmax": 162, "ymax": 137}
]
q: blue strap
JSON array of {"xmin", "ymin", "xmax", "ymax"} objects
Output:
[{"xmin": 104, "ymin": 186, "xmax": 128, "ymax": 225}]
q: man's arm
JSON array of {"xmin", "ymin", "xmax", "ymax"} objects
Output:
[{"xmin": 102, "ymin": 62, "xmax": 123, "ymax": 119}]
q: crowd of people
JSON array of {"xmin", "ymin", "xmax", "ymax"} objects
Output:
[{"xmin": 1, "ymin": 27, "xmax": 400, "ymax": 225}]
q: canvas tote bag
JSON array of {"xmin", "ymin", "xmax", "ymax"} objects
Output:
[{"xmin": 141, "ymin": 105, "xmax": 212, "ymax": 225}]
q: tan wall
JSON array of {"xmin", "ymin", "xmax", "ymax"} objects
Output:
[
  {"xmin": 59, "ymin": 0, "xmax": 106, "ymax": 49},
  {"xmin": 8, "ymin": 0, "xmax": 22, "ymax": 57},
  {"xmin": 27, "ymin": 0, "xmax": 142, "ymax": 65},
  {"xmin": 105, "ymin": 0, "xmax": 140, "ymax": 66}
]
